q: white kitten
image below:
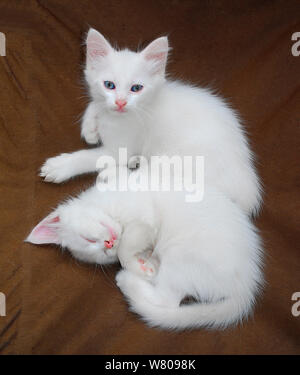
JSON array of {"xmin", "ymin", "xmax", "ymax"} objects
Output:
[
  {"xmin": 27, "ymin": 167, "xmax": 263, "ymax": 330},
  {"xmin": 40, "ymin": 28, "xmax": 262, "ymax": 216}
]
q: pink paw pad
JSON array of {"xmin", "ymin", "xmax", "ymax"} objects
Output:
[
  {"xmin": 140, "ymin": 264, "xmax": 154, "ymax": 273},
  {"xmin": 140, "ymin": 264, "xmax": 146, "ymax": 272}
]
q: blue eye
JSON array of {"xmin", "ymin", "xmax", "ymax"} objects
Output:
[
  {"xmin": 104, "ymin": 81, "xmax": 116, "ymax": 90},
  {"xmin": 131, "ymin": 84, "xmax": 143, "ymax": 93}
]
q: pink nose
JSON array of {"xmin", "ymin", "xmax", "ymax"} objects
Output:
[{"xmin": 115, "ymin": 99, "xmax": 127, "ymax": 109}]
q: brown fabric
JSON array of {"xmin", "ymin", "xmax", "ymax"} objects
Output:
[{"xmin": 0, "ymin": 0, "xmax": 299, "ymax": 355}]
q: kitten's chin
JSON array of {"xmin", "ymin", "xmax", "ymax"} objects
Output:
[
  {"xmin": 114, "ymin": 108, "xmax": 127, "ymax": 114},
  {"xmin": 108, "ymin": 107, "xmax": 129, "ymax": 116},
  {"xmin": 114, "ymin": 105, "xmax": 130, "ymax": 114}
]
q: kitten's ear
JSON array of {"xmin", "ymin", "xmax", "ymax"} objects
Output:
[
  {"xmin": 25, "ymin": 213, "xmax": 60, "ymax": 245},
  {"xmin": 142, "ymin": 36, "xmax": 169, "ymax": 74},
  {"xmin": 86, "ymin": 28, "xmax": 113, "ymax": 63}
]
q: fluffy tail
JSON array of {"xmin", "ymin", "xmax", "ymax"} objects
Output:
[{"xmin": 129, "ymin": 292, "xmax": 256, "ymax": 330}]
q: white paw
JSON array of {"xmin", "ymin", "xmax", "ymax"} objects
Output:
[
  {"xmin": 81, "ymin": 128, "xmax": 100, "ymax": 145},
  {"xmin": 40, "ymin": 154, "xmax": 74, "ymax": 183},
  {"xmin": 116, "ymin": 269, "xmax": 136, "ymax": 293},
  {"xmin": 121, "ymin": 252, "xmax": 158, "ymax": 280},
  {"xmin": 116, "ymin": 269, "xmax": 155, "ymax": 303}
]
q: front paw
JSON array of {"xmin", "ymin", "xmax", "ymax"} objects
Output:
[
  {"xmin": 116, "ymin": 269, "xmax": 151, "ymax": 302},
  {"xmin": 137, "ymin": 257, "xmax": 157, "ymax": 279},
  {"xmin": 81, "ymin": 127, "xmax": 100, "ymax": 145},
  {"xmin": 116, "ymin": 269, "xmax": 136, "ymax": 292},
  {"xmin": 40, "ymin": 154, "xmax": 74, "ymax": 183},
  {"xmin": 121, "ymin": 253, "xmax": 157, "ymax": 280}
]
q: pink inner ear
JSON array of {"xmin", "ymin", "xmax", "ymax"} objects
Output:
[
  {"xmin": 88, "ymin": 41, "xmax": 108, "ymax": 58},
  {"xmin": 87, "ymin": 31, "xmax": 110, "ymax": 60},
  {"xmin": 26, "ymin": 215, "xmax": 60, "ymax": 245},
  {"xmin": 49, "ymin": 216, "xmax": 60, "ymax": 223},
  {"xmin": 33, "ymin": 225, "xmax": 57, "ymax": 239},
  {"xmin": 143, "ymin": 39, "xmax": 168, "ymax": 74},
  {"xmin": 145, "ymin": 52, "xmax": 166, "ymax": 61}
]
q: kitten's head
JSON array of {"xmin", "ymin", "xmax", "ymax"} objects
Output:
[
  {"xmin": 84, "ymin": 28, "xmax": 169, "ymax": 114},
  {"xmin": 26, "ymin": 206, "xmax": 121, "ymax": 265}
]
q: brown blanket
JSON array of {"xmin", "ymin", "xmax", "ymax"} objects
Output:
[{"xmin": 0, "ymin": 0, "xmax": 299, "ymax": 354}]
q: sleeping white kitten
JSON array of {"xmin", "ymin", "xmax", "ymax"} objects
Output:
[
  {"xmin": 27, "ymin": 167, "xmax": 263, "ymax": 330},
  {"xmin": 40, "ymin": 28, "xmax": 262, "ymax": 216}
]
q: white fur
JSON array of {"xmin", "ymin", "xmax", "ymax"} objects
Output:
[
  {"xmin": 28, "ymin": 166, "xmax": 264, "ymax": 330},
  {"xmin": 40, "ymin": 28, "xmax": 262, "ymax": 216},
  {"xmin": 34, "ymin": 30, "xmax": 264, "ymax": 330}
]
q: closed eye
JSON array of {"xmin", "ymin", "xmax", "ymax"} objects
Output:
[
  {"xmin": 80, "ymin": 235, "xmax": 97, "ymax": 243},
  {"xmin": 130, "ymin": 84, "xmax": 143, "ymax": 93}
]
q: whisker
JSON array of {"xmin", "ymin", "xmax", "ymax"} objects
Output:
[
  {"xmin": 89, "ymin": 263, "xmax": 98, "ymax": 286},
  {"xmin": 136, "ymin": 105, "xmax": 154, "ymax": 122},
  {"xmin": 100, "ymin": 263, "xmax": 118, "ymax": 289}
]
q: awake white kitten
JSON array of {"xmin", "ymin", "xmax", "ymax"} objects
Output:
[
  {"xmin": 40, "ymin": 28, "xmax": 262, "ymax": 216},
  {"xmin": 27, "ymin": 167, "xmax": 263, "ymax": 330}
]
